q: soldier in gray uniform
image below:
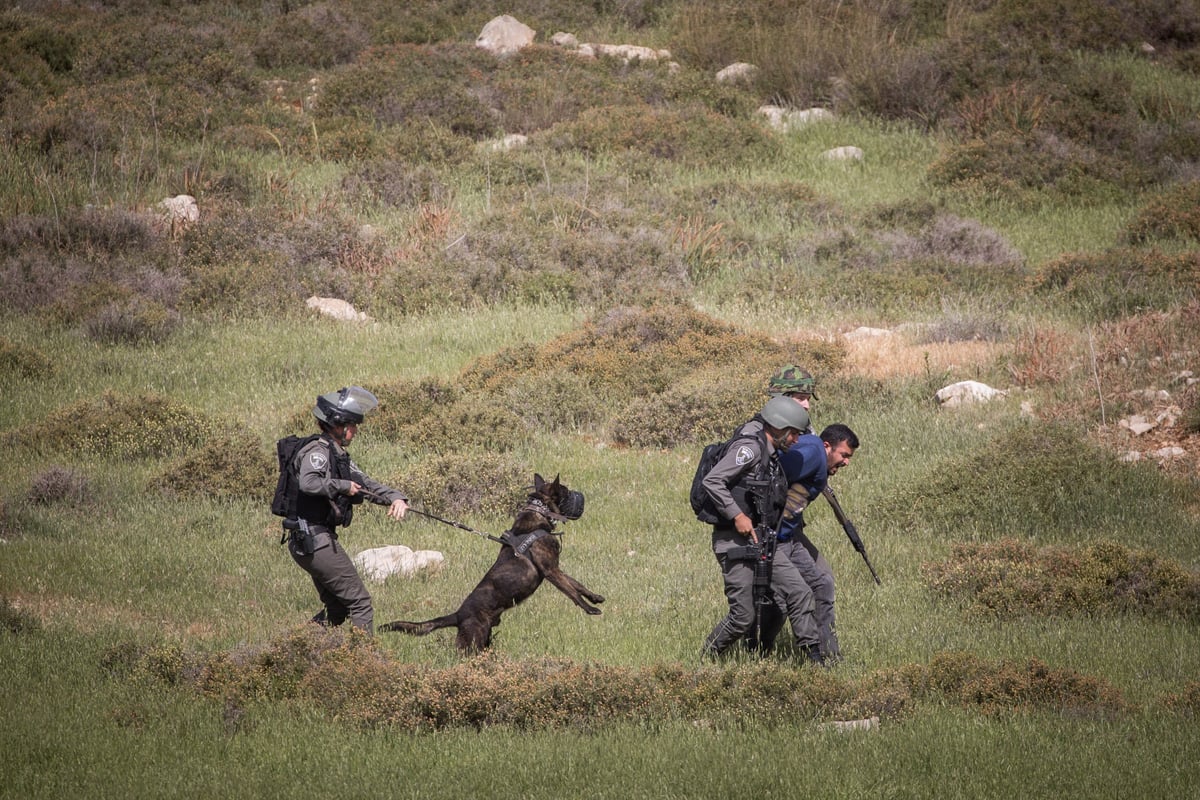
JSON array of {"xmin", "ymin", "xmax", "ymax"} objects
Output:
[
  {"xmin": 288, "ymin": 386, "xmax": 409, "ymax": 634},
  {"xmin": 699, "ymin": 396, "xmax": 824, "ymax": 664}
]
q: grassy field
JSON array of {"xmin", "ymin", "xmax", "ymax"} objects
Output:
[{"xmin": 3, "ymin": 1, "xmax": 1200, "ymax": 797}]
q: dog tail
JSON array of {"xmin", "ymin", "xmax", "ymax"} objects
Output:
[{"xmin": 378, "ymin": 614, "xmax": 457, "ymax": 636}]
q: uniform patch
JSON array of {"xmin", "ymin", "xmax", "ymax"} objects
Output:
[
  {"xmin": 308, "ymin": 452, "xmax": 327, "ymax": 470},
  {"xmin": 734, "ymin": 444, "xmax": 755, "ymax": 466}
]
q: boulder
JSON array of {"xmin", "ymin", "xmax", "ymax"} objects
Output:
[
  {"xmin": 716, "ymin": 62, "xmax": 758, "ymax": 84},
  {"xmin": 476, "ymin": 15, "xmax": 535, "ymax": 55},
  {"xmin": 354, "ymin": 545, "xmax": 445, "ymax": 581},
  {"xmin": 306, "ymin": 296, "xmax": 369, "ymax": 322},
  {"xmin": 159, "ymin": 194, "xmax": 199, "ymax": 225},
  {"xmin": 579, "ymin": 42, "xmax": 670, "ymax": 63},
  {"xmin": 935, "ymin": 380, "xmax": 1007, "ymax": 408},
  {"xmin": 822, "ymin": 145, "xmax": 864, "ymax": 161}
]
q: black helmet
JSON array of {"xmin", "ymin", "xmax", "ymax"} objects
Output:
[{"xmin": 313, "ymin": 386, "xmax": 379, "ymax": 426}]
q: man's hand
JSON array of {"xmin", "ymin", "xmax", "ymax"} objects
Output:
[
  {"xmin": 733, "ymin": 513, "xmax": 757, "ymax": 541},
  {"xmin": 388, "ymin": 499, "xmax": 409, "ymax": 520}
]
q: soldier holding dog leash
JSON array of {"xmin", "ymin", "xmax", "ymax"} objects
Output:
[{"xmin": 281, "ymin": 386, "xmax": 409, "ymax": 635}]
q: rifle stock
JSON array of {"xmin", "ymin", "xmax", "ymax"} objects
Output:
[{"xmin": 821, "ymin": 485, "xmax": 881, "ymax": 585}]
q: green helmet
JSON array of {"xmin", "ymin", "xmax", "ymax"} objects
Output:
[
  {"xmin": 767, "ymin": 364, "xmax": 818, "ymax": 399},
  {"xmin": 759, "ymin": 395, "xmax": 810, "ymax": 432}
]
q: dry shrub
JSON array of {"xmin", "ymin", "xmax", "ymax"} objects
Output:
[
  {"xmin": 1007, "ymin": 326, "xmax": 1079, "ymax": 388},
  {"xmin": 393, "ymin": 453, "xmax": 529, "ymax": 519},
  {"xmin": 0, "ymin": 337, "xmax": 54, "ymax": 379},
  {"xmin": 140, "ymin": 627, "xmax": 1132, "ymax": 732},
  {"xmin": 462, "ymin": 305, "xmax": 842, "ymax": 414},
  {"xmin": 923, "ymin": 538, "xmax": 1200, "ymax": 621},
  {"xmin": 82, "ymin": 296, "xmax": 182, "ymax": 344},
  {"xmin": 1163, "ymin": 680, "xmax": 1200, "ymax": 716},
  {"xmin": 2, "ymin": 390, "xmax": 219, "ymax": 459},
  {"xmin": 158, "ymin": 437, "xmax": 275, "ymax": 503},
  {"xmin": 923, "ymin": 651, "xmax": 1129, "ymax": 718},
  {"xmin": 878, "ymin": 214, "xmax": 1023, "ymax": 270},
  {"xmin": 27, "ymin": 466, "xmax": 91, "ymax": 507}
]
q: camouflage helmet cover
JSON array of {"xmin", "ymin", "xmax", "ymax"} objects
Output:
[{"xmin": 767, "ymin": 364, "xmax": 818, "ymax": 399}]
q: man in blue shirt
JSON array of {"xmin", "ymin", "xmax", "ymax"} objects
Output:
[{"xmin": 774, "ymin": 423, "xmax": 859, "ymax": 661}]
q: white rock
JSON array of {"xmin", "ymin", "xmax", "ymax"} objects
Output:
[
  {"xmin": 475, "ymin": 15, "xmax": 535, "ymax": 55},
  {"xmin": 788, "ymin": 107, "xmax": 834, "ymax": 126},
  {"xmin": 817, "ymin": 716, "xmax": 880, "ymax": 732},
  {"xmin": 1151, "ymin": 446, "xmax": 1186, "ymax": 462},
  {"xmin": 756, "ymin": 104, "xmax": 789, "ymax": 130},
  {"xmin": 306, "ymin": 296, "xmax": 369, "ymax": 322},
  {"xmin": 935, "ymin": 380, "xmax": 1007, "ymax": 408},
  {"xmin": 485, "ymin": 133, "xmax": 528, "ymax": 152},
  {"xmin": 1119, "ymin": 415, "xmax": 1156, "ymax": 436},
  {"xmin": 716, "ymin": 62, "xmax": 758, "ymax": 84},
  {"xmin": 550, "ymin": 31, "xmax": 578, "ymax": 48},
  {"xmin": 822, "ymin": 145, "xmax": 864, "ymax": 161},
  {"xmin": 159, "ymin": 194, "xmax": 199, "ymax": 224},
  {"xmin": 354, "ymin": 545, "xmax": 445, "ymax": 581},
  {"xmin": 844, "ymin": 326, "xmax": 893, "ymax": 340}
]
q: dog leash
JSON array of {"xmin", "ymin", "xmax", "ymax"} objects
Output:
[
  {"xmin": 408, "ymin": 507, "xmax": 506, "ymax": 544},
  {"xmin": 359, "ymin": 488, "xmax": 566, "ymax": 547},
  {"xmin": 355, "ymin": 487, "xmax": 506, "ymax": 543}
]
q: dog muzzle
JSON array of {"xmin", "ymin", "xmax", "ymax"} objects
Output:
[{"xmin": 558, "ymin": 490, "xmax": 585, "ymax": 520}]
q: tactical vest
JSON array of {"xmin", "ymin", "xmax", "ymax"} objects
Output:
[
  {"xmin": 294, "ymin": 437, "xmax": 360, "ymax": 529},
  {"xmin": 726, "ymin": 420, "xmax": 789, "ymax": 530}
]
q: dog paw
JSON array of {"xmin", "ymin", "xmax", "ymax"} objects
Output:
[{"xmin": 585, "ymin": 606, "xmax": 602, "ymax": 616}]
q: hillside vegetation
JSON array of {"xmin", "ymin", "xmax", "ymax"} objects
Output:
[{"xmin": 2, "ymin": 2, "xmax": 1200, "ymax": 799}]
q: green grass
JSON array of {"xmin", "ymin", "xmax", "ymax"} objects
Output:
[{"xmin": 3, "ymin": 1, "xmax": 1200, "ymax": 796}]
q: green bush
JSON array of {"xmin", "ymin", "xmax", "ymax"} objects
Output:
[
  {"xmin": 884, "ymin": 422, "xmax": 1200, "ymax": 543},
  {"xmin": 1029, "ymin": 247, "xmax": 1200, "ymax": 320},
  {"xmin": 158, "ymin": 437, "xmax": 275, "ymax": 502},
  {"xmin": 393, "ymin": 453, "xmax": 529, "ymax": 519},
  {"xmin": 538, "ymin": 104, "xmax": 780, "ymax": 168},
  {"xmin": 318, "ymin": 44, "xmax": 499, "ymax": 139},
  {"xmin": 252, "ymin": 4, "xmax": 369, "ymax": 69},
  {"xmin": 610, "ymin": 369, "xmax": 763, "ymax": 449},
  {"xmin": 0, "ymin": 337, "xmax": 54, "ymax": 379},
  {"xmin": 396, "ymin": 398, "xmax": 528, "ymax": 455},
  {"xmin": 1124, "ymin": 181, "xmax": 1200, "ymax": 244},
  {"xmin": 924, "ymin": 538, "xmax": 1200, "ymax": 621},
  {"xmin": 2, "ymin": 390, "xmax": 221, "ymax": 459},
  {"xmin": 0, "ymin": 596, "xmax": 40, "ymax": 634}
]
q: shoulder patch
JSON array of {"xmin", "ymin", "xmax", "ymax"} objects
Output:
[
  {"xmin": 734, "ymin": 444, "xmax": 755, "ymax": 466},
  {"xmin": 308, "ymin": 451, "xmax": 327, "ymax": 470}
]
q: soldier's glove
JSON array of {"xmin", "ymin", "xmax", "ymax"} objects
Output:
[{"xmin": 781, "ymin": 484, "xmax": 811, "ymax": 522}]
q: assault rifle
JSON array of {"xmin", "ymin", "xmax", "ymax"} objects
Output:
[
  {"xmin": 750, "ymin": 523, "xmax": 777, "ymax": 650},
  {"xmin": 821, "ymin": 485, "xmax": 881, "ymax": 585}
]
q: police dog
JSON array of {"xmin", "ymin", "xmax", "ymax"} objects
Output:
[{"xmin": 379, "ymin": 474, "xmax": 604, "ymax": 653}]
